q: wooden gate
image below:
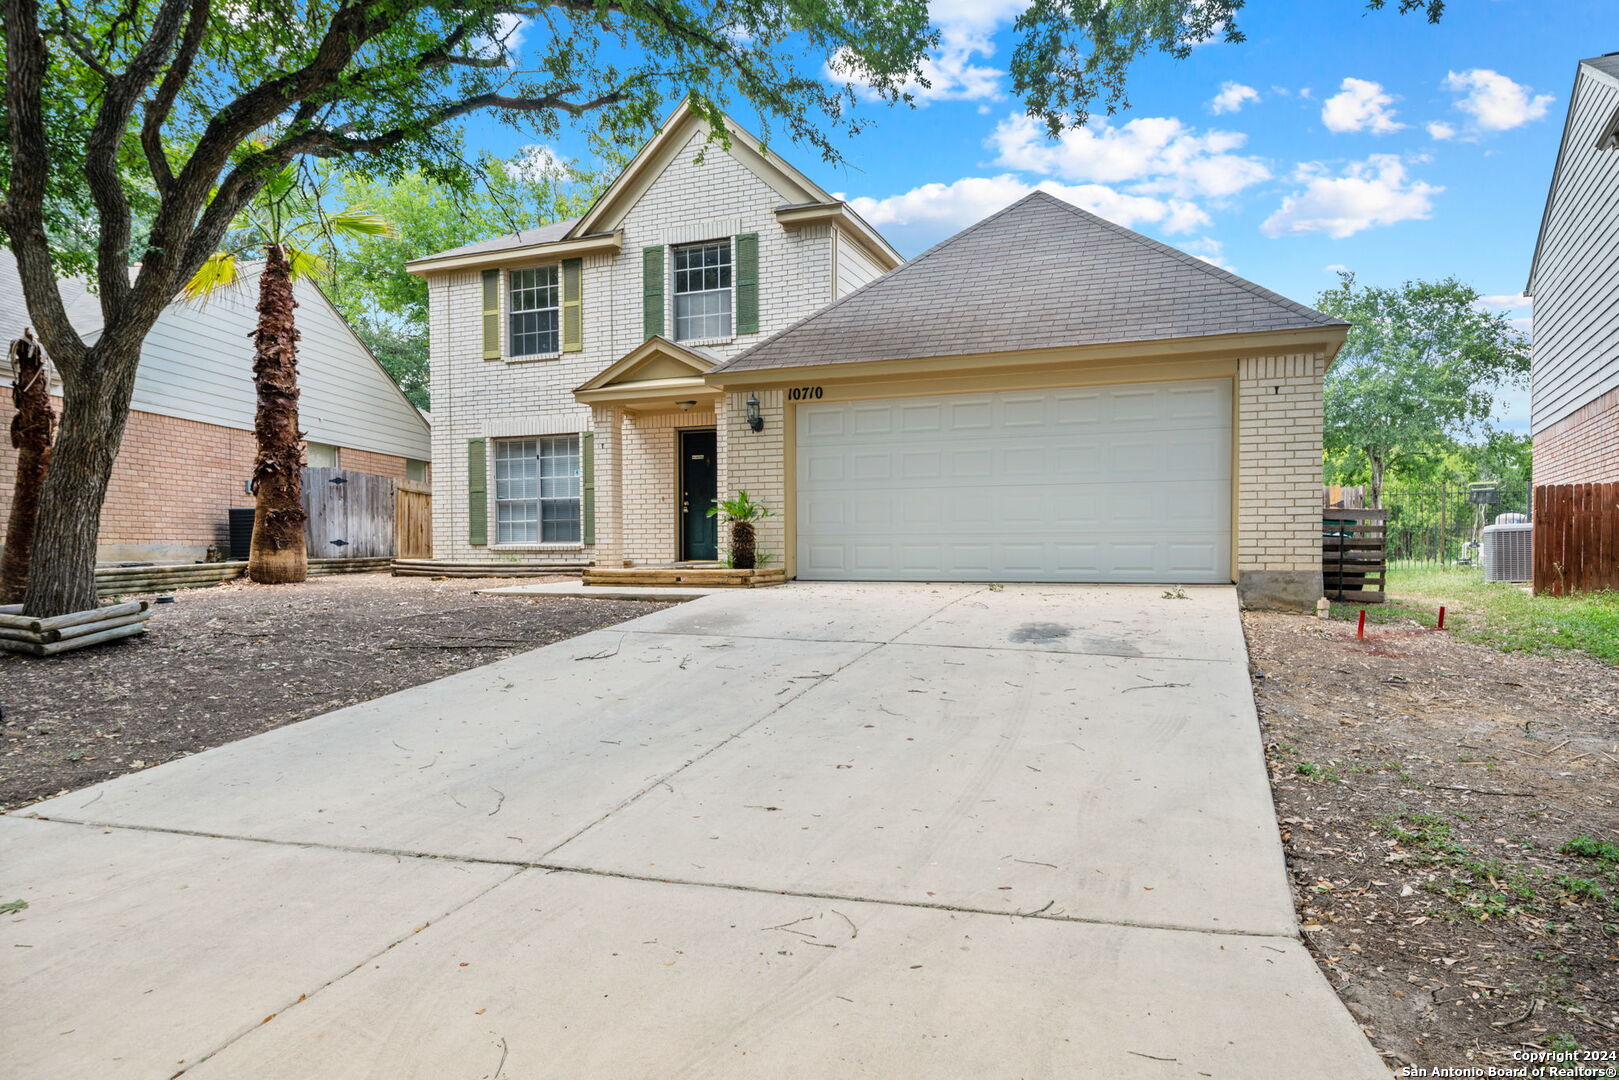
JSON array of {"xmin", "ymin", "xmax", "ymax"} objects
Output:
[
  {"xmin": 1533, "ymin": 483, "xmax": 1619, "ymax": 596},
  {"xmin": 303, "ymin": 467, "xmax": 397, "ymax": 559},
  {"xmin": 396, "ymin": 479, "xmax": 433, "ymax": 559}
]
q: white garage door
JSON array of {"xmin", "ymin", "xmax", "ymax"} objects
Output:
[{"xmin": 795, "ymin": 379, "xmax": 1231, "ymax": 583}]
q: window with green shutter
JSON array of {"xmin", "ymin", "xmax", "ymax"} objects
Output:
[
  {"xmin": 467, "ymin": 438, "xmax": 488, "ymax": 546},
  {"xmin": 735, "ymin": 233, "xmax": 759, "ymax": 334},
  {"xmin": 561, "ymin": 258, "xmax": 583, "ymax": 352},
  {"xmin": 642, "ymin": 246, "xmax": 665, "ymax": 339},
  {"xmin": 481, "ymin": 269, "xmax": 501, "ymax": 359}
]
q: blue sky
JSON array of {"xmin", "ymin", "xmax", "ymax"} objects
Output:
[{"xmin": 467, "ymin": 0, "xmax": 1606, "ymax": 431}]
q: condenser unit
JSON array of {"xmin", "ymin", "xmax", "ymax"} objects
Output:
[{"xmin": 1481, "ymin": 521, "xmax": 1533, "ymax": 583}]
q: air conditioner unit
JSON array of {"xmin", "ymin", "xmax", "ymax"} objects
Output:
[{"xmin": 1481, "ymin": 522, "xmax": 1533, "ymax": 582}]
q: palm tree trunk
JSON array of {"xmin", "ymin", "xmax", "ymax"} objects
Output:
[
  {"xmin": 1, "ymin": 332, "xmax": 55, "ymax": 603},
  {"xmin": 247, "ymin": 244, "xmax": 307, "ymax": 584},
  {"xmin": 731, "ymin": 521, "xmax": 756, "ymax": 569}
]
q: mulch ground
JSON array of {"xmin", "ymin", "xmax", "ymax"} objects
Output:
[
  {"xmin": 1244, "ymin": 610, "xmax": 1619, "ymax": 1076},
  {"xmin": 0, "ymin": 573, "xmax": 672, "ymax": 810}
]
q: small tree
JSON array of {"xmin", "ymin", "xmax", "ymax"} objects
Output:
[
  {"xmin": 183, "ymin": 168, "xmax": 391, "ymax": 584},
  {"xmin": 1, "ymin": 332, "xmax": 55, "ymax": 602},
  {"xmin": 709, "ymin": 491, "xmax": 772, "ymax": 570},
  {"xmin": 1315, "ymin": 273, "xmax": 1529, "ymax": 508}
]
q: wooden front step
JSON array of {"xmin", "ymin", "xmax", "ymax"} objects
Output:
[{"xmin": 582, "ymin": 567, "xmax": 787, "ymax": 589}]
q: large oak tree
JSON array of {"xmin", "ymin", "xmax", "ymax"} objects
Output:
[{"xmin": 2, "ymin": 0, "xmax": 1444, "ymax": 616}]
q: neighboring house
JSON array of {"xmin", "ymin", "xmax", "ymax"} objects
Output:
[
  {"xmin": 0, "ymin": 253, "xmax": 431, "ymax": 563},
  {"xmin": 416, "ymin": 104, "xmax": 1346, "ymax": 609},
  {"xmin": 1527, "ymin": 52, "xmax": 1619, "ymax": 485}
]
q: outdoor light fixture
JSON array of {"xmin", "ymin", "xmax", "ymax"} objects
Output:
[
  {"xmin": 746, "ymin": 393, "xmax": 764, "ymax": 433},
  {"xmin": 677, "ymin": 399, "xmax": 697, "ymax": 411}
]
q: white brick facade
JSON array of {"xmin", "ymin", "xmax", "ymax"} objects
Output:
[
  {"xmin": 426, "ymin": 127, "xmax": 847, "ymax": 565},
  {"xmin": 716, "ymin": 389, "xmax": 787, "ymax": 568},
  {"xmin": 1235, "ymin": 353, "xmax": 1328, "ymax": 605}
]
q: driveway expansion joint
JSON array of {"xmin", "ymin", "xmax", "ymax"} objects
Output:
[{"xmin": 10, "ymin": 812, "xmax": 1300, "ymax": 943}]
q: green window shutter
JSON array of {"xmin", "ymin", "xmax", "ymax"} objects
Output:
[
  {"xmin": 735, "ymin": 233, "xmax": 759, "ymax": 334},
  {"xmin": 561, "ymin": 257, "xmax": 583, "ymax": 353},
  {"xmin": 480, "ymin": 269, "xmax": 501, "ymax": 359},
  {"xmin": 641, "ymin": 245, "xmax": 664, "ymax": 339},
  {"xmin": 580, "ymin": 431, "xmax": 595, "ymax": 546},
  {"xmin": 467, "ymin": 438, "xmax": 488, "ymax": 546}
]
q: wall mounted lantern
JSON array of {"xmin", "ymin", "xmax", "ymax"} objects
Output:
[
  {"xmin": 677, "ymin": 399, "xmax": 697, "ymax": 411},
  {"xmin": 746, "ymin": 393, "xmax": 764, "ymax": 433}
]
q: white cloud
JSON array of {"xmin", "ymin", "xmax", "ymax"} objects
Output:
[
  {"xmin": 1478, "ymin": 293, "xmax": 1531, "ymax": 309},
  {"xmin": 1261, "ymin": 155, "xmax": 1441, "ymax": 238},
  {"xmin": 847, "ymin": 175, "xmax": 1210, "ymax": 236},
  {"xmin": 989, "ymin": 113, "xmax": 1270, "ymax": 199},
  {"xmin": 1441, "ymin": 69, "xmax": 1553, "ymax": 133},
  {"xmin": 1323, "ymin": 263, "xmax": 1351, "ymax": 273},
  {"xmin": 1181, "ymin": 236, "xmax": 1236, "ymax": 271},
  {"xmin": 828, "ymin": 1, "xmax": 1021, "ymax": 104},
  {"xmin": 1209, "ymin": 81, "xmax": 1260, "ymax": 115},
  {"xmin": 1320, "ymin": 77, "xmax": 1404, "ymax": 134},
  {"xmin": 1426, "ymin": 121, "xmax": 1457, "ymax": 140},
  {"xmin": 472, "ymin": 12, "xmax": 525, "ymax": 61},
  {"xmin": 511, "ymin": 144, "xmax": 564, "ymax": 183}
]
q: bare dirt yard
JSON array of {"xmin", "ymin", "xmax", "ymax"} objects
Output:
[
  {"xmin": 1245, "ymin": 610, "xmax": 1619, "ymax": 1076},
  {"xmin": 0, "ymin": 573, "xmax": 671, "ymax": 810}
]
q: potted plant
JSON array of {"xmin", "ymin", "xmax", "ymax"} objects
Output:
[{"xmin": 708, "ymin": 491, "xmax": 772, "ymax": 570}]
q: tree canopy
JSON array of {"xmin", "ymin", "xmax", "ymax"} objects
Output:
[
  {"xmin": 321, "ymin": 149, "xmax": 612, "ymax": 407},
  {"xmin": 1315, "ymin": 273, "xmax": 1530, "ymax": 506}
]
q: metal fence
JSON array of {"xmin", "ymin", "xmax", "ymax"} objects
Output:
[{"xmin": 1323, "ymin": 482, "xmax": 1532, "ymax": 564}]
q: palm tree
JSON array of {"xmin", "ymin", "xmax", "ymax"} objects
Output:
[
  {"xmin": 184, "ymin": 168, "xmax": 391, "ymax": 584},
  {"xmin": 708, "ymin": 491, "xmax": 773, "ymax": 569}
]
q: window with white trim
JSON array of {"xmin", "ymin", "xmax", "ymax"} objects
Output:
[
  {"xmin": 508, "ymin": 267, "xmax": 560, "ymax": 356},
  {"xmin": 673, "ymin": 240, "xmax": 732, "ymax": 341},
  {"xmin": 494, "ymin": 435, "xmax": 581, "ymax": 543}
]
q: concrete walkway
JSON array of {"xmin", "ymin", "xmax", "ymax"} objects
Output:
[{"xmin": 2, "ymin": 583, "xmax": 1386, "ymax": 1079}]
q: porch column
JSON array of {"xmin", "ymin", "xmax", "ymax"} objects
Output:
[{"xmin": 590, "ymin": 405, "xmax": 625, "ymax": 568}]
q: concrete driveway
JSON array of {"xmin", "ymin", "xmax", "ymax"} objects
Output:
[{"xmin": 3, "ymin": 583, "xmax": 1385, "ymax": 1079}]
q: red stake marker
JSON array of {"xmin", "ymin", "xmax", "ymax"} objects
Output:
[
  {"xmin": 1437, "ymin": 605, "xmax": 1446, "ymax": 630},
  {"xmin": 1356, "ymin": 609, "xmax": 1366, "ymax": 640}
]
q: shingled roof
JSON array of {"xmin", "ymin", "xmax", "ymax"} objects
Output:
[
  {"xmin": 413, "ymin": 218, "xmax": 580, "ymax": 263},
  {"xmin": 711, "ymin": 191, "xmax": 1345, "ymax": 374}
]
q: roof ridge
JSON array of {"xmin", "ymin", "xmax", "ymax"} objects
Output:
[
  {"xmin": 1031, "ymin": 192, "xmax": 1342, "ymax": 327},
  {"xmin": 711, "ymin": 193, "xmax": 1045, "ymax": 374}
]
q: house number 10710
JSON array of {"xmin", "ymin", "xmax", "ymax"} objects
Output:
[{"xmin": 787, "ymin": 386, "xmax": 824, "ymax": 401}]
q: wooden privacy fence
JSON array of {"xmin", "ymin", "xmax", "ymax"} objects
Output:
[
  {"xmin": 303, "ymin": 467, "xmax": 431, "ymax": 559},
  {"xmin": 1533, "ymin": 483, "xmax": 1619, "ymax": 597},
  {"xmin": 1323, "ymin": 508, "xmax": 1387, "ymax": 603}
]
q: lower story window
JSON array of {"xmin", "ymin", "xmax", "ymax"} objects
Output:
[{"xmin": 494, "ymin": 435, "xmax": 581, "ymax": 543}]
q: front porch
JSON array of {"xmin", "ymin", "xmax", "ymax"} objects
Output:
[{"xmin": 575, "ymin": 336, "xmax": 780, "ymax": 585}]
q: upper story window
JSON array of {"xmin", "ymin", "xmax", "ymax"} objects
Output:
[
  {"xmin": 673, "ymin": 241, "xmax": 732, "ymax": 341},
  {"xmin": 494, "ymin": 435, "xmax": 581, "ymax": 544},
  {"xmin": 509, "ymin": 267, "xmax": 560, "ymax": 356}
]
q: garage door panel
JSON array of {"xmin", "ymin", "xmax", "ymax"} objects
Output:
[{"xmin": 796, "ymin": 380, "xmax": 1231, "ymax": 583}]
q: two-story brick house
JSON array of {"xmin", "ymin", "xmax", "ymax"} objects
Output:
[
  {"xmin": 414, "ymin": 103, "xmax": 1348, "ymax": 609},
  {"xmin": 408, "ymin": 101, "xmax": 901, "ymax": 573}
]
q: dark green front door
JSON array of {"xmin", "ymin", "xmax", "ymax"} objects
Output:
[{"xmin": 680, "ymin": 429, "xmax": 718, "ymax": 561}]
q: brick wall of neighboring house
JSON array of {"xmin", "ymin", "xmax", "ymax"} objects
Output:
[
  {"xmin": 1236, "ymin": 353, "xmax": 1328, "ymax": 610},
  {"xmin": 1532, "ymin": 387, "xmax": 1619, "ymax": 486},
  {"xmin": 427, "ymin": 125, "xmax": 838, "ymax": 564},
  {"xmin": 0, "ymin": 395, "xmax": 416, "ymax": 563}
]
